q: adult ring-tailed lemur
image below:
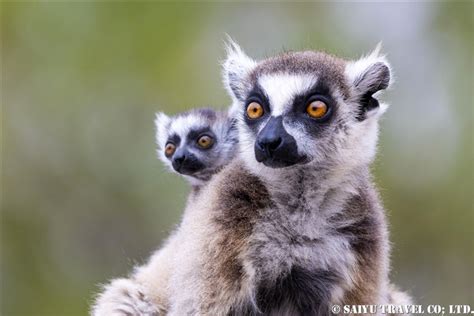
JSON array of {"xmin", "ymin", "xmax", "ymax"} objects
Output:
[{"xmin": 92, "ymin": 40, "xmax": 412, "ymax": 316}]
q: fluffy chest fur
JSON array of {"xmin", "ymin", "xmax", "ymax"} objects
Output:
[
  {"xmin": 246, "ymin": 172, "xmax": 358, "ymax": 314},
  {"xmin": 207, "ymin": 162, "xmax": 384, "ymax": 315}
]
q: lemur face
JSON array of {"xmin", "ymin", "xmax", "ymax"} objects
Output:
[
  {"xmin": 223, "ymin": 41, "xmax": 391, "ymax": 173},
  {"xmin": 155, "ymin": 108, "xmax": 237, "ymax": 185}
]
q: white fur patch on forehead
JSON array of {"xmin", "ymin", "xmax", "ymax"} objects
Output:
[
  {"xmin": 258, "ymin": 73, "xmax": 317, "ymax": 116},
  {"xmin": 169, "ymin": 115, "xmax": 209, "ymax": 141}
]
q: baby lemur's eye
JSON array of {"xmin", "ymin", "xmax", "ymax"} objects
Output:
[
  {"xmin": 197, "ymin": 135, "xmax": 214, "ymax": 149},
  {"xmin": 246, "ymin": 102, "xmax": 264, "ymax": 119},
  {"xmin": 306, "ymin": 100, "xmax": 328, "ymax": 119},
  {"xmin": 164, "ymin": 143, "xmax": 176, "ymax": 157}
]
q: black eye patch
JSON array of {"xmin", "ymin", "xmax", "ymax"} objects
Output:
[
  {"xmin": 290, "ymin": 80, "xmax": 334, "ymax": 114},
  {"xmin": 245, "ymin": 85, "xmax": 270, "ymax": 109},
  {"xmin": 166, "ymin": 134, "xmax": 181, "ymax": 146},
  {"xmin": 244, "ymin": 85, "xmax": 271, "ymax": 131},
  {"xmin": 186, "ymin": 128, "xmax": 216, "ymax": 144},
  {"xmin": 285, "ymin": 81, "xmax": 337, "ymax": 136}
]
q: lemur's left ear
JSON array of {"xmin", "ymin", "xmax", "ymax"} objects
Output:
[
  {"xmin": 154, "ymin": 112, "xmax": 171, "ymax": 149},
  {"xmin": 222, "ymin": 36, "xmax": 256, "ymax": 103},
  {"xmin": 345, "ymin": 44, "xmax": 392, "ymax": 120}
]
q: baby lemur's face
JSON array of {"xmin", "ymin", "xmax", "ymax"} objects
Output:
[
  {"xmin": 155, "ymin": 108, "xmax": 237, "ymax": 185},
  {"xmin": 223, "ymin": 41, "xmax": 391, "ymax": 174}
]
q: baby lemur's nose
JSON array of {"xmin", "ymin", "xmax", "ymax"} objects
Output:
[{"xmin": 172, "ymin": 153, "xmax": 187, "ymax": 170}]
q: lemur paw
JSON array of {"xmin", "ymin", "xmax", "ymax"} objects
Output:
[{"xmin": 92, "ymin": 278, "xmax": 160, "ymax": 316}]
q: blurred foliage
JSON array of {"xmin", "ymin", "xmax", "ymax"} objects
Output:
[{"xmin": 1, "ymin": 2, "xmax": 473, "ymax": 315}]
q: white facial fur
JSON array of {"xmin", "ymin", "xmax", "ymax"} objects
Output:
[
  {"xmin": 155, "ymin": 113, "xmax": 210, "ymax": 166},
  {"xmin": 154, "ymin": 110, "xmax": 237, "ymax": 186},
  {"xmin": 223, "ymin": 40, "xmax": 391, "ymax": 179},
  {"xmin": 258, "ymin": 73, "xmax": 317, "ymax": 117}
]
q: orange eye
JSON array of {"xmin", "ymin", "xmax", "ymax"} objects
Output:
[
  {"xmin": 197, "ymin": 135, "xmax": 213, "ymax": 149},
  {"xmin": 246, "ymin": 102, "xmax": 264, "ymax": 119},
  {"xmin": 306, "ymin": 100, "xmax": 328, "ymax": 119},
  {"xmin": 164, "ymin": 143, "xmax": 176, "ymax": 157}
]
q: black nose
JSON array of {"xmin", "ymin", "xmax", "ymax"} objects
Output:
[
  {"xmin": 254, "ymin": 116, "xmax": 304, "ymax": 168},
  {"xmin": 172, "ymin": 153, "xmax": 186, "ymax": 171},
  {"xmin": 257, "ymin": 136, "xmax": 282, "ymax": 157},
  {"xmin": 171, "ymin": 150, "xmax": 206, "ymax": 175}
]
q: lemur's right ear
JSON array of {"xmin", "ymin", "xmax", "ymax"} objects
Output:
[
  {"xmin": 154, "ymin": 112, "xmax": 171, "ymax": 148},
  {"xmin": 345, "ymin": 44, "xmax": 392, "ymax": 120},
  {"xmin": 222, "ymin": 36, "xmax": 256, "ymax": 103}
]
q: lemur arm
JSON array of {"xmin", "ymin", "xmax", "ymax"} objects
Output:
[{"xmin": 91, "ymin": 233, "xmax": 181, "ymax": 316}]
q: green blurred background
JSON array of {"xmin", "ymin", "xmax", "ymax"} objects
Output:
[{"xmin": 2, "ymin": 2, "xmax": 473, "ymax": 315}]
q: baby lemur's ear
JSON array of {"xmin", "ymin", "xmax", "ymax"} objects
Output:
[
  {"xmin": 345, "ymin": 44, "xmax": 392, "ymax": 120},
  {"xmin": 154, "ymin": 112, "xmax": 171, "ymax": 149},
  {"xmin": 222, "ymin": 36, "xmax": 256, "ymax": 103}
]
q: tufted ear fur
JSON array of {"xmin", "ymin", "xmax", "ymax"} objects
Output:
[
  {"xmin": 345, "ymin": 44, "xmax": 392, "ymax": 120},
  {"xmin": 154, "ymin": 112, "xmax": 171, "ymax": 151},
  {"xmin": 222, "ymin": 36, "xmax": 257, "ymax": 103}
]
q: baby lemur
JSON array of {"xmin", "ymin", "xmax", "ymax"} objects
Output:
[
  {"xmin": 92, "ymin": 108, "xmax": 237, "ymax": 315},
  {"xmin": 155, "ymin": 108, "xmax": 238, "ymax": 194},
  {"xmin": 93, "ymin": 42, "xmax": 411, "ymax": 315}
]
